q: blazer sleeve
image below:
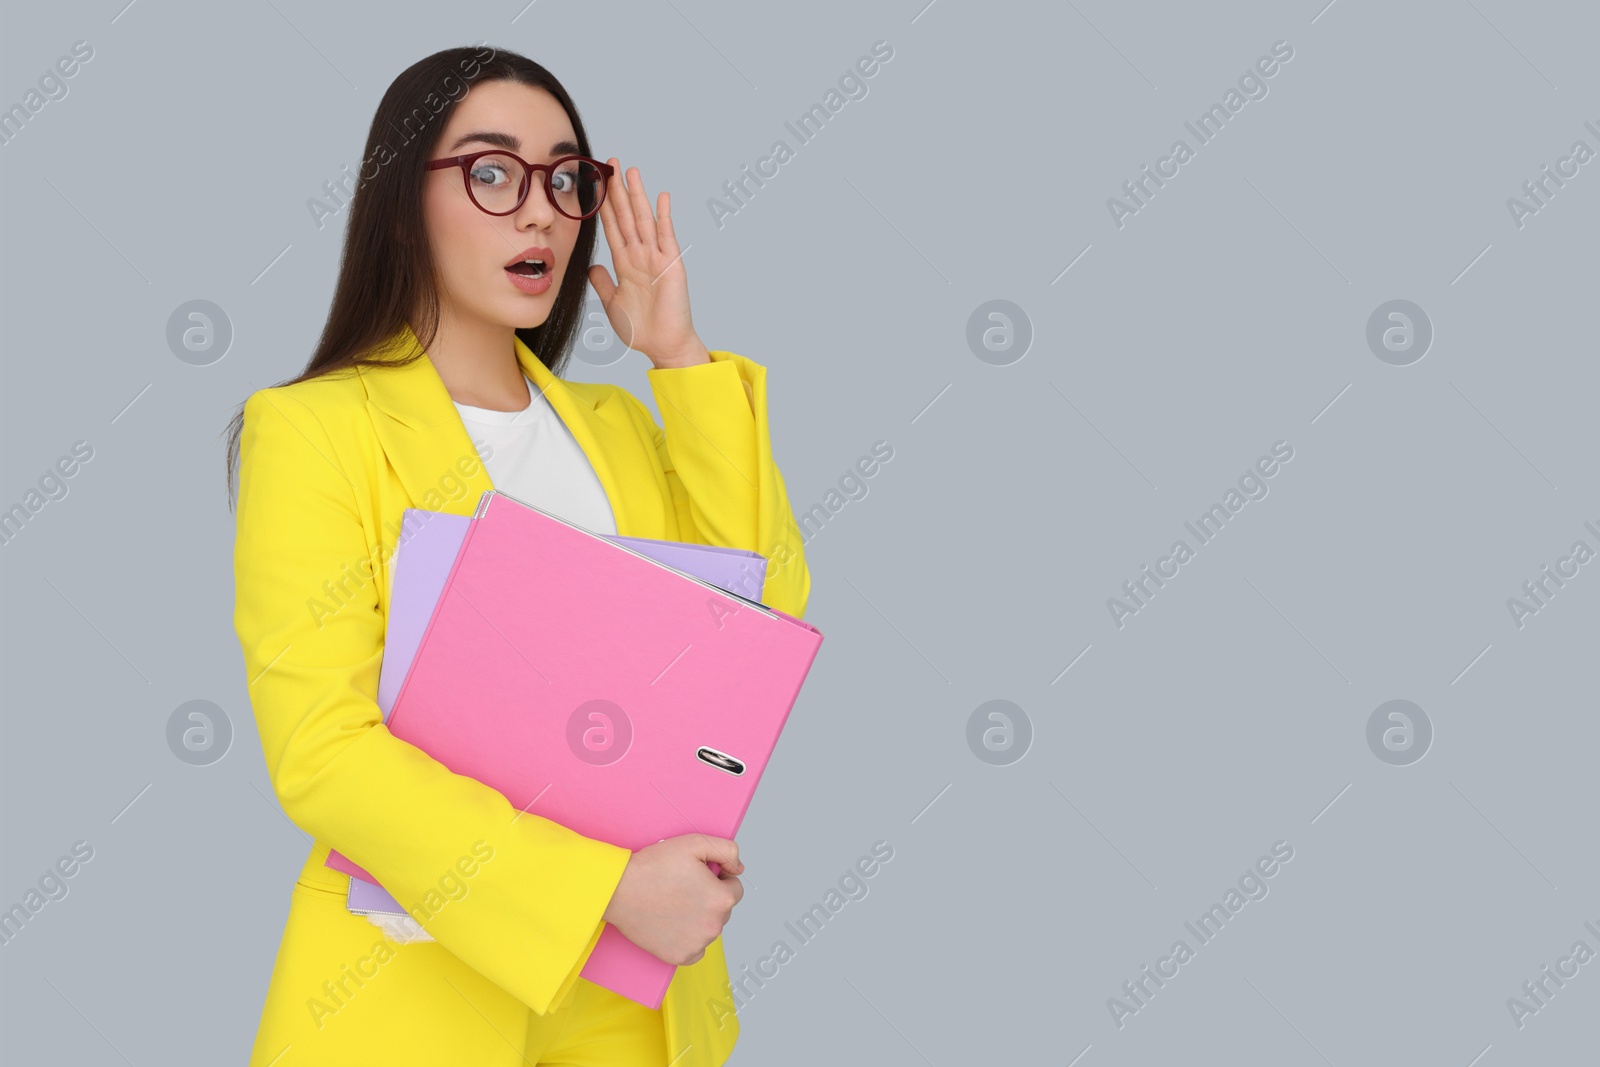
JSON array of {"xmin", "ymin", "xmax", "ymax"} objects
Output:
[
  {"xmin": 638, "ymin": 350, "xmax": 811, "ymax": 619},
  {"xmin": 231, "ymin": 387, "xmax": 631, "ymax": 1016}
]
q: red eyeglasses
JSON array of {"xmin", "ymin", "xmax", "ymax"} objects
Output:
[{"xmin": 426, "ymin": 151, "xmax": 614, "ymax": 220}]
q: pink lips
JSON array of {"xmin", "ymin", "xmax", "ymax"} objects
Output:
[
  {"xmin": 505, "ymin": 245, "xmax": 555, "ymax": 295},
  {"xmin": 505, "ymin": 245, "xmax": 554, "ymax": 270},
  {"xmin": 507, "ymin": 269, "xmax": 552, "ymax": 295}
]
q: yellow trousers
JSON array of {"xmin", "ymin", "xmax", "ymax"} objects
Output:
[{"xmin": 249, "ymin": 878, "xmax": 668, "ymax": 1065}]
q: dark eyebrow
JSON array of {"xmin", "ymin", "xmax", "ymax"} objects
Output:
[{"xmin": 444, "ymin": 131, "xmax": 583, "ymax": 158}]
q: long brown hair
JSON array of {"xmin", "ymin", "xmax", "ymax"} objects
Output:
[{"xmin": 223, "ymin": 44, "xmax": 601, "ymax": 509}]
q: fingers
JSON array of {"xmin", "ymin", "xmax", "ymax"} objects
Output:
[
  {"xmin": 624, "ymin": 165, "xmax": 660, "ymax": 253},
  {"xmin": 595, "ymin": 178, "xmax": 624, "ymax": 263},
  {"xmin": 685, "ymin": 834, "xmax": 744, "ymax": 877},
  {"xmin": 597, "ymin": 160, "xmax": 676, "ymax": 269},
  {"xmin": 657, "ymin": 191, "xmax": 681, "ymax": 257},
  {"xmin": 601, "ymin": 157, "xmax": 638, "ymax": 248}
]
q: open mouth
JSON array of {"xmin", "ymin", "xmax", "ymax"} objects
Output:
[{"xmin": 506, "ymin": 258, "xmax": 548, "ymax": 278}]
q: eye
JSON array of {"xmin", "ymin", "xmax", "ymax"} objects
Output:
[
  {"xmin": 469, "ymin": 162, "xmax": 512, "ymax": 187},
  {"xmin": 550, "ymin": 166, "xmax": 579, "ymax": 194}
]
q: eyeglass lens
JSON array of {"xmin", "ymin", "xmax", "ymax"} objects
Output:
[{"xmin": 466, "ymin": 155, "xmax": 605, "ymax": 218}]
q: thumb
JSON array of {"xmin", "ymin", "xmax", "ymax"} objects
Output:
[
  {"xmin": 587, "ymin": 264, "xmax": 615, "ymax": 303},
  {"xmin": 690, "ymin": 835, "xmax": 742, "ymax": 873}
]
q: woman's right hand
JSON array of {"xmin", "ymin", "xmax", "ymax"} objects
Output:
[{"xmin": 600, "ymin": 835, "xmax": 745, "ymax": 966}]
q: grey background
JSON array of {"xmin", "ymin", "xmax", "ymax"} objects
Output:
[{"xmin": 3, "ymin": 0, "xmax": 1597, "ymax": 1064}]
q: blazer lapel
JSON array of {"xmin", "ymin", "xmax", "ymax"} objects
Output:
[{"xmin": 357, "ymin": 323, "xmax": 641, "ymax": 535}]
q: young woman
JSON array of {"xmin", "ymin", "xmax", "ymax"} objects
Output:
[{"xmin": 224, "ymin": 44, "xmax": 809, "ymax": 1066}]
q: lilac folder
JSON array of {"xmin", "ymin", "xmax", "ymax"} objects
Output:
[{"xmin": 325, "ymin": 507, "xmax": 769, "ymax": 901}]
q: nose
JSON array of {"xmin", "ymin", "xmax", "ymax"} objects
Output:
[{"xmin": 513, "ymin": 173, "xmax": 558, "ymax": 230}]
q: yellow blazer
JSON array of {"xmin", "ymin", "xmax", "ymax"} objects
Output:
[{"xmin": 232, "ymin": 323, "xmax": 809, "ymax": 1065}]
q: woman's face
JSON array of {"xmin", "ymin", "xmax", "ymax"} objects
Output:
[{"xmin": 422, "ymin": 80, "xmax": 585, "ymax": 331}]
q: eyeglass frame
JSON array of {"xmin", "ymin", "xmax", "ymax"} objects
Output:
[{"xmin": 426, "ymin": 150, "xmax": 615, "ymax": 220}]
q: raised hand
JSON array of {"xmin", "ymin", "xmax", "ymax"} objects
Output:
[{"xmin": 587, "ymin": 159, "xmax": 710, "ymax": 369}]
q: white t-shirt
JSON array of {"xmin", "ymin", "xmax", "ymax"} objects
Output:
[{"xmin": 451, "ymin": 374, "xmax": 618, "ymax": 536}]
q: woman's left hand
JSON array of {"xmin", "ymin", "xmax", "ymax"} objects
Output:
[{"xmin": 587, "ymin": 159, "xmax": 710, "ymax": 370}]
